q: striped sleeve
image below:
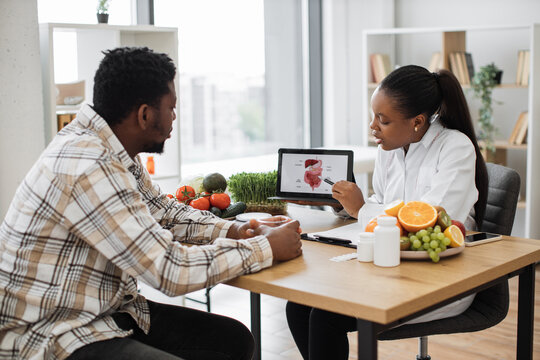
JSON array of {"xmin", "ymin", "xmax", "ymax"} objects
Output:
[{"xmin": 63, "ymin": 158, "xmax": 273, "ymax": 297}]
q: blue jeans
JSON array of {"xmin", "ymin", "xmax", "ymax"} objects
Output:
[{"xmin": 68, "ymin": 300, "xmax": 254, "ymax": 360}]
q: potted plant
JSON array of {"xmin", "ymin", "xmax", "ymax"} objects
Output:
[
  {"xmin": 227, "ymin": 171, "xmax": 287, "ymax": 215},
  {"xmin": 97, "ymin": 0, "xmax": 111, "ymax": 24},
  {"xmin": 470, "ymin": 62, "xmax": 503, "ymax": 153}
]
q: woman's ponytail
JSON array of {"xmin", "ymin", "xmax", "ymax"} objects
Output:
[{"xmin": 437, "ymin": 70, "xmax": 488, "ymax": 229}]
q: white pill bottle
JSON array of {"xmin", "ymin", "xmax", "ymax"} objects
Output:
[{"xmin": 373, "ymin": 216, "xmax": 400, "ymax": 267}]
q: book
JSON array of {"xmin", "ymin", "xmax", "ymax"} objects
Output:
[
  {"xmin": 428, "ymin": 52, "xmax": 442, "ymax": 72},
  {"xmin": 381, "ymin": 54, "xmax": 392, "ymax": 78},
  {"xmin": 370, "ymin": 53, "xmax": 391, "ymax": 83},
  {"xmin": 514, "ymin": 111, "xmax": 529, "ymax": 145},
  {"xmin": 520, "ymin": 50, "xmax": 530, "ymax": 86},
  {"xmin": 464, "ymin": 52, "xmax": 475, "ymax": 83},
  {"xmin": 448, "ymin": 52, "xmax": 469, "ymax": 85},
  {"xmin": 509, "ymin": 111, "xmax": 527, "ymax": 144},
  {"xmin": 457, "ymin": 52, "xmax": 469, "ymax": 85},
  {"xmin": 448, "ymin": 52, "xmax": 462, "ymax": 83},
  {"xmin": 516, "ymin": 50, "xmax": 525, "ymax": 85}
]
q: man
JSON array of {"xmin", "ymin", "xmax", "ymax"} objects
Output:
[{"xmin": 0, "ymin": 47, "xmax": 302, "ymax": 359}]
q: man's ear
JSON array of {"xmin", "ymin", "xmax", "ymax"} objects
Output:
[{"xmin": 136, "ymin": 104, "xmax": 151, "ymax": 130}]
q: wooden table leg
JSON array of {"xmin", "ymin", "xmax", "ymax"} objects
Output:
[
  {"xmin": 250, "ymin": 292, "xmax": 261, "ymax": 360},
  {"xmin": 357, "ymin": 318, "xmax": 379, "ymax": 360},
  {"xmin": 517, "ymin": 263, "xmax": 535, "ymax": 359}
]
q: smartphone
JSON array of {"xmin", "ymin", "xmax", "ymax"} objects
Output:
[{"xmin": 465, "ymin": 232, "xmax": 503, "ymax": 246}]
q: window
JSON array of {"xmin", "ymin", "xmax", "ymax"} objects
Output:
[{"xmin": 154, "ymin": 0, "xmax": 306, "ymax": 172}]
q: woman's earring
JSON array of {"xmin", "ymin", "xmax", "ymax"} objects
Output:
[{"xmin": 414, "ymin": 126, "xmax": 418, "ymax": 132}]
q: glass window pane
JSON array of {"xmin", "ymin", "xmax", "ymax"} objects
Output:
[{"xmin": 154, "ymin": 0, "xmax": 305, "ymax": 170}]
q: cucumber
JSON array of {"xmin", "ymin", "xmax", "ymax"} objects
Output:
[
  {"xmin": 210, "ymin": 206, "xmax": 222, "ymax": 217},
  {"xmin": 221, "ymin": 201, "xmax": 247, "ymax": 218}
]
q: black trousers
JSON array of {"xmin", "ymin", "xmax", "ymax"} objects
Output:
[
  {"xmin": 286, "ymin": 301, "xmax": 357, "ymax": 360},
  {"xmin": 68, "ymin": 300, "xmax": 254, "ymax": 360}
]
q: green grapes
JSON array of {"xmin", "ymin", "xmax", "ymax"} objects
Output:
[{"xmin": 404, "ymin": 224, "xmax": 451, "ymax": 262}]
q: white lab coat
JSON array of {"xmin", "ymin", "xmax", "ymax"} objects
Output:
[{"xmin": 359, "ymin": 118, "xmax": 479, "ymax": 324}]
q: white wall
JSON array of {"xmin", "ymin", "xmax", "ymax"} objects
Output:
[
  {"xmin": 395, "ymin": 0, "xmax": 540, "ymax": 28},
  {"xmin": 0, "ymin": 0, "xmax": 45, "ymax": 219},
  {"xmin": 322, "ymin": 0, "xmax": 394, "ymax": 147}
]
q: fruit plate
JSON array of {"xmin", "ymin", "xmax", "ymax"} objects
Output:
[{"xmin": 400, "ymin": 244, "xmax": 465, "ymax": 260}]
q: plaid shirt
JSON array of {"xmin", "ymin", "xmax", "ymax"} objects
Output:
[{"xmin": 0, "ymin": 104, "xmax": 273, "ymax": 359}]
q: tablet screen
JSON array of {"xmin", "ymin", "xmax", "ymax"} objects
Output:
[{"xmin": 275, "ymin": 148, "xmax": 354, "ymax": 201}]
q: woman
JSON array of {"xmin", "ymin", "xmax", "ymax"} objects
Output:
[{"xmin": 286, "ymin": 65, "xmax": 488, "ymax": 360}]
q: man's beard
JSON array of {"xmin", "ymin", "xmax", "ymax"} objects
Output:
[{"xmin": 142, "ymin": 141, "xmax": 165, "ymax": 154}]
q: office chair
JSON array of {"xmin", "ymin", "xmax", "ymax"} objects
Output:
[{"xmin": 378, "ymin": 163, "xmax": 521, "ymax": 359}]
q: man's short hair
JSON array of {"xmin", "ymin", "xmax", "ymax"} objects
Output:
[{"xmin": 93, "ymin": 47, "xmax": 176, "ymax": 126}]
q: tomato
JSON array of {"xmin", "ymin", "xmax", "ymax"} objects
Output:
[
  {"xmin": 209, "ymin": 193, "xmax": 231, "ymax": 210},
  {"xmin": 190, "ymin": 197, "xmax": 210, "ymax": 211},
  {"xmin": 176, "ymin": 185, "xmax": 195, "ymax": 204},
  {"xmin": 166, "ymin": 194, "xmax": 175, "ymax": 199}
]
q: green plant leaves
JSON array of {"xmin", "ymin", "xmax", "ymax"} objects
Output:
[
  {"xmin": 471, "ymin": 62, "xmax": 502, "ymax": 152},
  {"xmin": 227, "ymin": 171, "xmax": 282, "ymax": 205}
]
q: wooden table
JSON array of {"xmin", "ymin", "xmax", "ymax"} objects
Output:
[{"xmin": 227, "ymin": 206, "xmax": 540, "ymax": 360}]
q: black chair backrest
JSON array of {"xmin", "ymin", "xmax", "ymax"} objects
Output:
[{"xmin": 481, "ymin": 163, "xmax": 521, "ymax": 236}]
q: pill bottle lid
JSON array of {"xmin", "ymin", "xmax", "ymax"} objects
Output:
[
  {"xmin": 377, "ymin": 216, "xmax": 397, "ymax": 226},
  {"xmin": 147, "ymin": 156, "xmax": 154, "ymax": 160},
  {"xmin": 358, "ymin": 232, "xmax": 375, "ymax": 241}
]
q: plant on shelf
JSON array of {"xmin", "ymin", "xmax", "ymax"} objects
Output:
[
  {"xmin": 470, "ymin": 62, "xmax": 503, "ymax": 153},
  {"xmin": 96, "ymin": 0, "xmax": 111, "ymax": 23},
  {"xmin": 227, "ymin": 171, "xmax": 287, "ymax": 215}
]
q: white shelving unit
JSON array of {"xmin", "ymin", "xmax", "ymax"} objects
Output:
[
  {"xmin": 39, "ymin": 23, "xmax": 181, "ymax": 182},
  {"xmin": 362, "ymin": 24, "xmax": 540, "ymax": 238}
]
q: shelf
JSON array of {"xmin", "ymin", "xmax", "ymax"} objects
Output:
[
  {"xmin": 479, "ymin": 140, "xmax": 527, "ymax": 150},
  {"xmin": 56, "ymin": 104, "xmax": 82, "ymax": 113},
  {"xmin": 461, "ymin": 83, "xmax": 528, "ymax": 89},
  {"xmin": 362, "ymin": 24, "xmax": 540, "ymax": 238},
  {"xmin": 369, "ymin": 82, "xmax": 527, "ymax": 90},
  {"xmin": 40, "ymin": 23, "xmax": 181, "ymax": 194}
]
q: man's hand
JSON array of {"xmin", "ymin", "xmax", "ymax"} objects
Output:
[
  {"xmin": 331, "ymin": 180, "xmax": 365, "ymax": 219},
  {"xmin": 227, "ymin": 219, "xmax": 303, "ymax": 262},
  {"xmin": 255, "ymin": 220, "xmax": 303, "ymax": 262}
]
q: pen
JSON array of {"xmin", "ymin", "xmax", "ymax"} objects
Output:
[
  {"xmin": 314, "ymin": 235, "xmax": 352, "ymax": 244},
  {"xmin": 301, "ymin": 233, "xmax": 357, "ymax": 248},
  {"xmin": 323, "ymin": 178, "xmax": 334, "ymax": 185}
]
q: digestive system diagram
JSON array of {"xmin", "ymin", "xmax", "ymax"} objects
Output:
[{"xmin": 304, "ymin": 159, "xmax": 323, "ymax": 190}]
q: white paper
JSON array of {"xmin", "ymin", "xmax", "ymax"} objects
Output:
[
  {"xmin": 310, "ymin": 203, "xmax": 386, "ymax": 241},
  {"xmin": 311, "ymin": 221, "xmax": 365, "ymax": 241},
  {"xmin": 329, "ymin": 253, "xmax": 358, "ymax": 262}
]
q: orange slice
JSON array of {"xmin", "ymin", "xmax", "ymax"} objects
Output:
[
  {"xmin": 397, "ymin": 201, "xmax": 438, "ymax": 232},
  {"xmin": 364, "ymin": 214, "xmax": 406, "ymax": 236},
  {"xmin": 444, "ymin": 224, "xmax": 465, "ymax": 247},
  {"xmin": 384, "ymin": 199, "xmax": 405, "ymax": 216}
]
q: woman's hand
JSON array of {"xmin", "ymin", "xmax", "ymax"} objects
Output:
[
  {"xmin": 331, "ymin": 180, "xmax": 365, "ymax": 218},
  {"xmin": 227, "ymin": 219, "xmax": 261, "ymax": 239}
]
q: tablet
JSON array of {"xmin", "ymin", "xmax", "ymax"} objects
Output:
[{"xmin": 269, "ymin": 148, "xmax": 355, "ymax": 204}]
